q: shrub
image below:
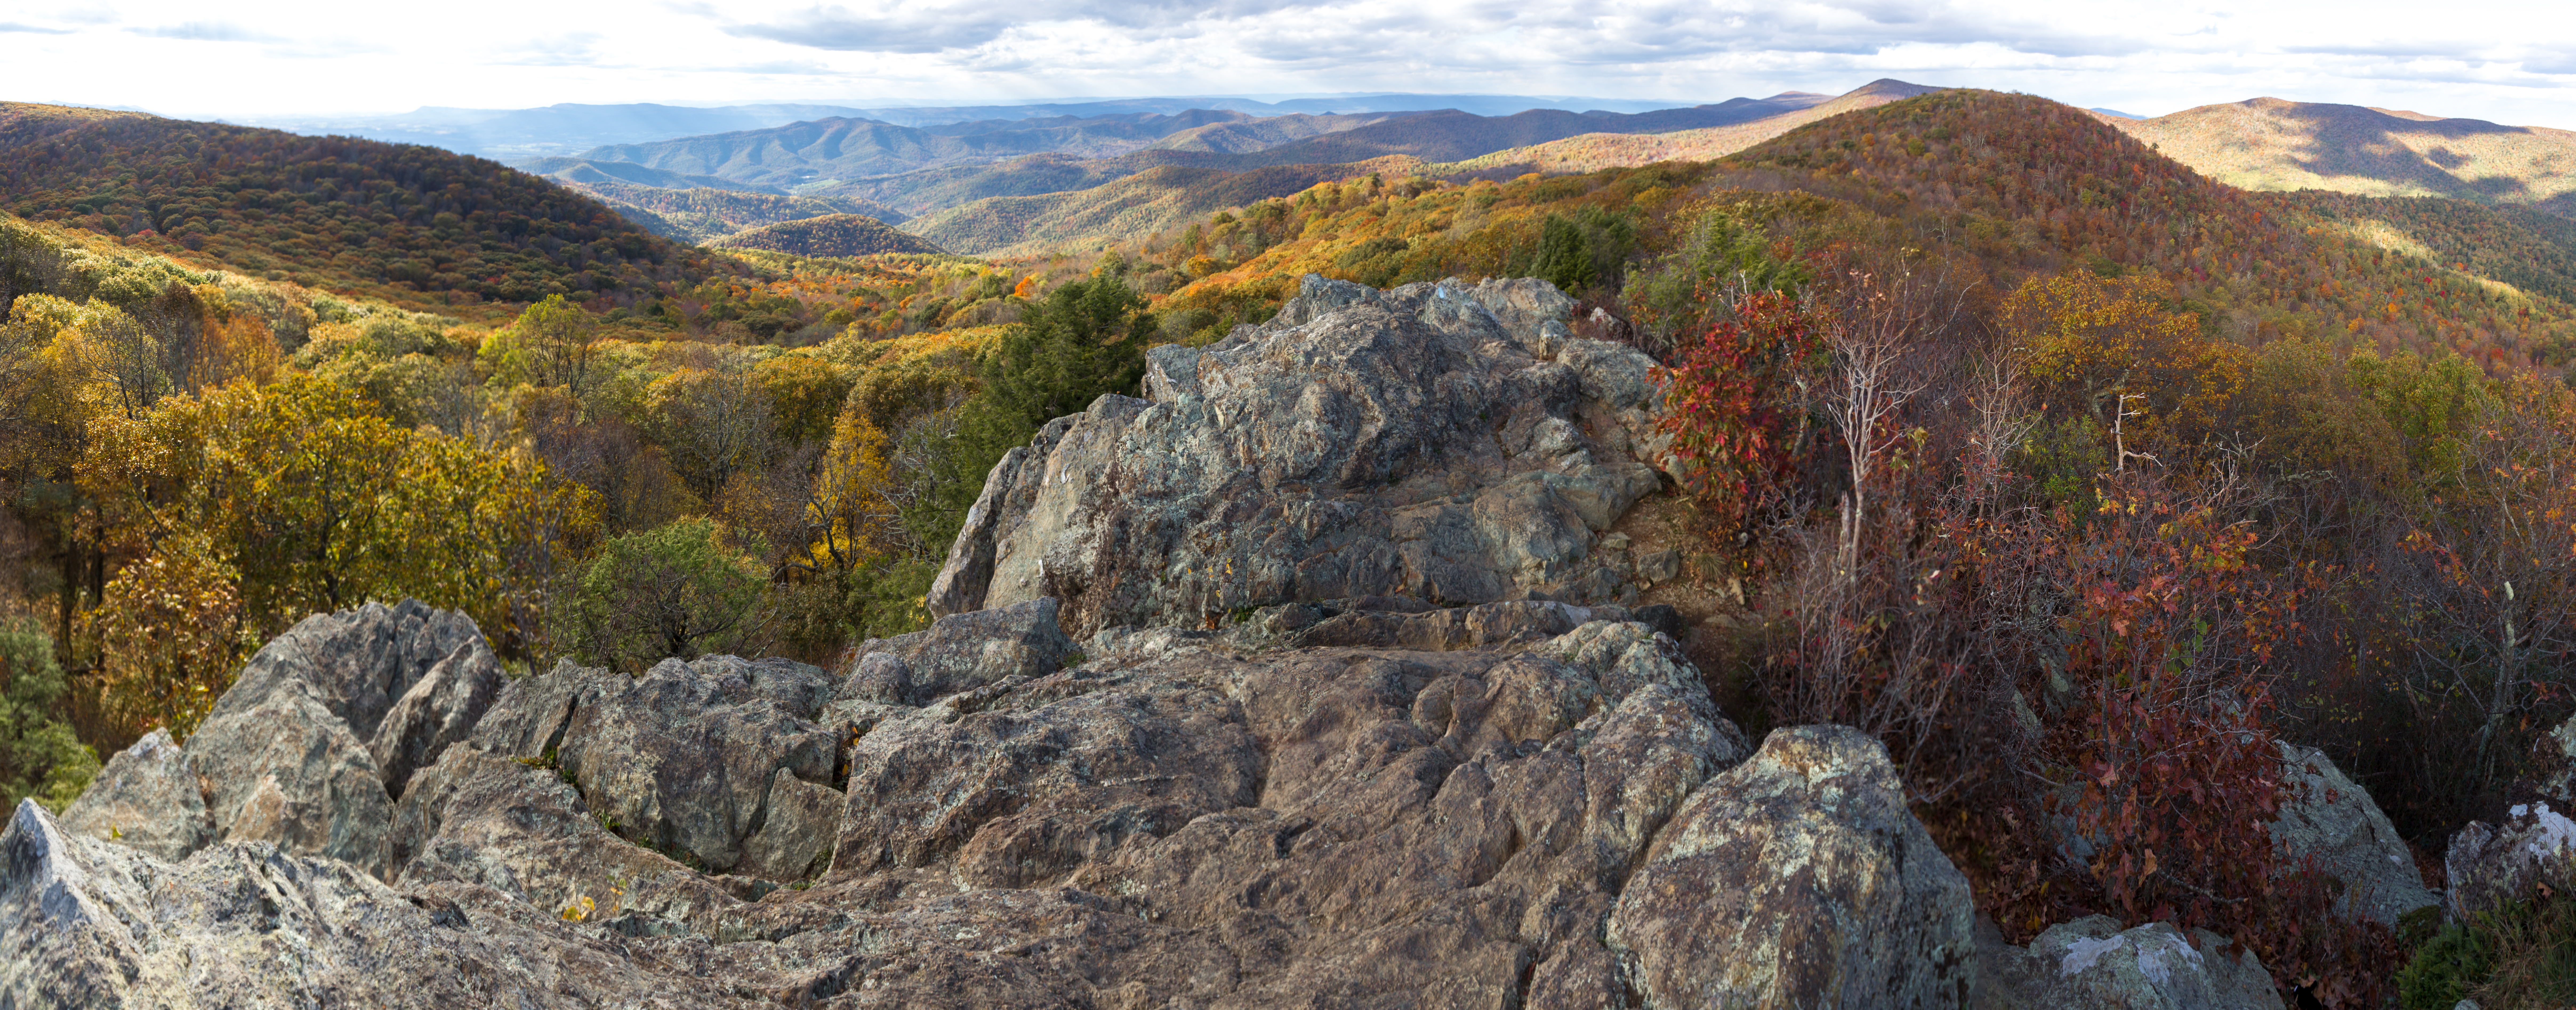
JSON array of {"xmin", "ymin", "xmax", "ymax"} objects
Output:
[
  {"xmin": 556, "ymin": 518, "xmax": 766, "ymax": 673},
  {"xmin": 0, "ymin": 617, "xmax": 99, "ymax": 812}
]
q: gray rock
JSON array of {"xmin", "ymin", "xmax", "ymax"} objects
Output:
[
  {"xmin": 837, "ymin": 597, "xmax": 1075, "ymax": 705},
  {"xmin": 464, "ymin": 657, "xmax": 628, "ymax": 759},
  {"xmin": 832, "ymin": 670, "xmax": 1262, "ymax": 887},
  {"xmin": 2272, "ymin": 742, "xmax": 2436, "ymax": 924},
  {"xmin": 1978, "ymin": 915, "xmax": 2283, "ymax": 1010},
  {"xmin": 736, "ymin": 768, "xmax": 843, "ymax": 881},
  {"xmin": 208, "ymin": 598, "xmax": 481, "ymax": 740},
  {"xmin": 392, "ymin": 746, "xmax": 740, "ymax": 931},
  {"xmin": 366, "ymin": 632, "xmax": 503, "ymax": 799},
  {"xmin": 554, "ymin": 657, "xmax": 838, "ymax": 874},
  {"xmin": 185, "ymin": 675, "xmax": 395, "ymax": 879},
  {"xmin": 57, "ymin": 729, "xmax": 209, "ymax": 862},
  {"xmin": 927, "ymin": 274, "xmax": 1670, "ymax": 638},
  {"xmin": 1606, "ymin": 725, "xmax": 1976, "ymax": 1009},
  {"xmin": 1638, "ymin": 548, "xmax": 1682, "ymax": 583},
  {"xmin": 2445, "ymin": 801, "xmax": 2576, "ymax": 923},
  {"xmin": 1, "ymin": 799, "xmax": 768, "ymax": 1009}
]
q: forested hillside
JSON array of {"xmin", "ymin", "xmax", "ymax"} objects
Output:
[
  {"xmin": 565, "ymin": 181, "xmax": 909, "ymax": 244},
  {"xmin": 711, "ymin": 214, "xmax": 946, "ymax": 257},
  {"xmin": 908, "ymin": 157, "xmax": 1420, "ymax": 256},
  {"xmin": 0, "ymin": 105, "xmax": 724, "ymax": 313}
]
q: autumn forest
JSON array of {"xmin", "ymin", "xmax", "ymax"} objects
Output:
[{"xmin": 6, "ymin": 84, "xmax": 2576, "ymax": 1004}]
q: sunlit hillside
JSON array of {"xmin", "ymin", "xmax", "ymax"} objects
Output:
[{"xmin": 2100, "ymin": 98, "xmax": 2576, "ymax": 214}]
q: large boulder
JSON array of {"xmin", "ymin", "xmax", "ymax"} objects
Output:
[
  {"xmin": 1975, "ymin": 916, "xmax": 2283, "ymax": 1010},
  {"xmin": 15, "ymin": 590, "xmax": 1998, "ymax": 1007},
  {"xmin": 1605, "ymin": 725, "xmax": 1976, "ymax": 1009},
  {"xmin": 927, "ymin": 275, "xmax": 1670, "ymax": 638},
  {"xmin": 2271, "ymin": 742, "xmax": 2437, "ymax": 925},
  {"xmin": 57, "ymin": 729, "xmax": 208, "ymax": 862}
]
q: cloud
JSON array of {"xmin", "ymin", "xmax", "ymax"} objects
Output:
[
  {"xmin": 129, "ymin": 22, "xmax": 278, "ymax": 42},
  {"xmin": 0, "ymin": 22, "xmax": 74, "ymax": 34}
]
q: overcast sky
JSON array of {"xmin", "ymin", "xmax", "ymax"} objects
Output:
[{"xmin": 4, "ymin": 0, "xmax": 2571, "ymax": 125}]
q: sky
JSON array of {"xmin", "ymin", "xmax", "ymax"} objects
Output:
[{"xmin": 3, "ymin": 0, "xmax": 2573, "ymax": 125}]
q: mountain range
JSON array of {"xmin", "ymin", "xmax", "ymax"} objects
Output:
[{"xmin": 235, "ymin": 94, "xmax": 1712, "ymax": 159}]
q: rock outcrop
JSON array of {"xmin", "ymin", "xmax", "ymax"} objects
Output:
[
  {"xmin": 7, "ymin": 587, "xmax": 1995, "ymax": 1007},
  {"xmin": 10, "ymin": 278, "xmax": 2015, "ymax": 1007},
  {"xmin": 928, "ymin": 274, "xmax": 1672, "ymax": 637}
]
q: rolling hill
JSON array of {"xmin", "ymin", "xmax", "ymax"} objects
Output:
[
  {"xmin": 907, "ymin": 157, "xmax": 1420, "ymax": 257},
  {"xmin": 708, "ymin": 214, "xmax": 947, "ymax": 257},
  {"xmin": 2098, "ymin": 98, "xmax": 2576, "ymax": 214},
  {"xmin": 0, "ymin": 103, "xmax": 721, "ymax": 311},
  {"xmin": 563, "ymin": 181, "xmax": 910, "ymax": 244},
  {"xmin": 514, "ymin": 157, "xmax": 775, "ymax": 193},
  {"xmin": 1426, "ymin": 80, "xmax": 1947, "ymax": 176}
]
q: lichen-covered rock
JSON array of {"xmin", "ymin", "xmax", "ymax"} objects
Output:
[
  {"xmin": 2445, "ymin": 801, "xmax": 2576, "ymax": 923},
  {"xmin": 837, "ymin": 597, "xmax": 1075, "ymax": 704},
  {"xmin": 737, "ymin": 769, "xmax": 842, "ymax": 882},
  {"xmin": 184, "ymin": 675, "xmax": 395, "ymax": 879},
  {"xmin": 1, "ymin": 799, "xmax": 770, "ymax": 1009},
  {"xmin": 831, "ymin": 669, "xmax": 1261, "ymax": 887},
  {"xmin": 555, "ymin": 657, "xmax": 839, "ymax": 874},
  {"xmin": 1977, "ymin": 916, "xmax": 2283, "ymax": 1010},
  {"xmin": 209, "ymin": 598, "xmax": 483, "ymax": 740},
  {"xmin": 926, "ymin": 275, "xmax": 1670, "ymax": 638},
  {"xmin": 465, "ymin": 658, "xmax": 630, "ymax": 759},
  {"xmin": 57, "ymin": 729, "xmax": 208, "ymax": 862},
  {"xmin": 1606, "ymin": 725, "xmax": 1975, "ymax": 1009},
  {"xmin": 392, "ymin": 746, "xmax": 743, "ymax": 931},
  {"xmin": 2272, "ymin": 742, "xmax": 2436, "ymax": 924},
  {"xmin": 368, "ymin": 631, "xmax": 504, "ymax": 798}
]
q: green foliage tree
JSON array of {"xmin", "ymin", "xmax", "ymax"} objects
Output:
[
  {"xmin": 1528, "ymin": 207, "xmax": 1638, "ymax": 297},
  {"xmin": 556, "ymin": 518, "xmax": 765, "ymax": 673},
  {"xmin": 0, "ymin": 618, "xmax": 99, "ymax": 813},
  {"xmin": 922, "ymin": 276, "xmax": 1155, "ymax": 549}
]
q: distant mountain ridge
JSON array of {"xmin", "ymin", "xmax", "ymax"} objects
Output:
[
  {"xmin": 574, "ymin": 109, "xmax": 1279, "ymax": 190},
  {"xmin": 1427, "ymin": 80, "xmax": 1945, "ymax": 176},
  {"xmin": 562, "ymin": 182, "xmax": 910, "ymax": 244},
  {"xmin": 2097, "ymin": 98, "xmax": 2576, "ymax": 215}
]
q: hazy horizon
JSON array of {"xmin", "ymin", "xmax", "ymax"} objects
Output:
[{"xmin": 3, "ymin": 0, "xmax": 2571, "ymax": 127}]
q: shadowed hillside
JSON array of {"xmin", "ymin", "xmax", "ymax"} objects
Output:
[
  {"xmin": 2100, "ymin": 98, "xmax": 2576, "ymax": 214},
  {"xmin": 0, "ymin": 105, "xmax": 721, "ymax": 311},
  {"xmin": 709, "ymin": 214, "xmax": 946, "ymax": 256}
]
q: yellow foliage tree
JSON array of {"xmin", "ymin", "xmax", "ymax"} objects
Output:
[
  {"xmin": 83, "ymin": 532, "xmax": 243, "ymax": 740},
  {"xmin": 2000, "ymin": 271, "xmax": 2247, "ymax": 458},
  {"xmin": 79, "ymin": 376, "xmax": 597, "ymax": 657}
]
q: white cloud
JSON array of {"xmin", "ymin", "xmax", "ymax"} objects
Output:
[{"xmin": 0, "ymin": 0, "xmax": 2568, "ymax": 125}]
